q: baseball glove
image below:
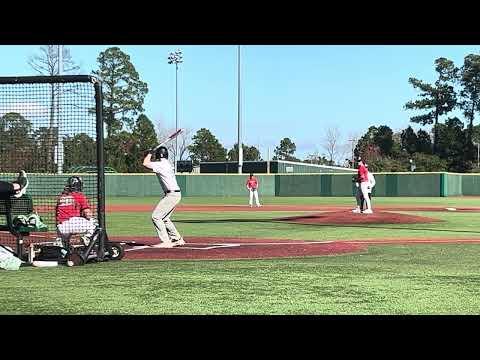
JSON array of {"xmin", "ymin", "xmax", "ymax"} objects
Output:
[{"xmin": 66, "ymin": 253, "xmax": 84, "ymax": 267}]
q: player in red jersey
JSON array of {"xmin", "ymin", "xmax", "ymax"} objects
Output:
[
  {"xmin": 357, "ymin": 158, "xmax": 373, "ymax": 213},
  {"xmin": 55, "ymin": 176, "xmax": 98, "ymax": 247},
  {"xmin": 352, "ymin": 157, "xmax": 373, "ymax": 214},
  {"xmin": 246, "ymin": 173, "xmax": 261, "ymax": 207}
]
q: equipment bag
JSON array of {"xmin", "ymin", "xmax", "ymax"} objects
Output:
[
  {"xmin": 36, "ymin": 246, "xmax": 69, "ymax": 262},
  {"xmin": 0, "ymin": 245, "xmax": 22, "ymax": 270},
  {"xmin": 13, "ymin": 213, "xmax": 49, "ymax": 233}
]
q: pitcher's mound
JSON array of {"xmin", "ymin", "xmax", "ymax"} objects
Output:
[{"xmin": 280, "ymin": 210, "xmax": 441, "ymax": 225}]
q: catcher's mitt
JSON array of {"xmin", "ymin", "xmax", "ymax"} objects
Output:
[{"xmin": 66, "ymin": 253, "xmax": 84, "ymax": 267}]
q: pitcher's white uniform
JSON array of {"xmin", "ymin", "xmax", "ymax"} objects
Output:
[{"xmin": 367, "ymin": 172, "xmax": 376, "ymax": 194}]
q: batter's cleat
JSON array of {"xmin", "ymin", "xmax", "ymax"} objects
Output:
[
  {"xmin": 13, "ymin": 171, "xmax": 29, "ymax": 198},
  {"xmin": 172, "ymin": 238, "xmax": 186, "ymax": 247},
  {"xmin": 352, "ymin": 208, "xmax": 361, "ymax": 213},
  {"xmin": 363, "ymin": 209, "xmax": 373, "ymax": 214},
  {"xmin": 150, "ymin": 242, "xmax": 175, "ymax": 248}
]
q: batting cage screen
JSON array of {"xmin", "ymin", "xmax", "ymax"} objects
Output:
[{"xmin": 0, "ymin": 75, "xmax": 105, "ymax": 255}]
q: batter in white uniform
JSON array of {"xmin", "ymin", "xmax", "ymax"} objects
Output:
[{"xmin": 143, "ymin": 146, "xmax": 185, "ymax": 248}]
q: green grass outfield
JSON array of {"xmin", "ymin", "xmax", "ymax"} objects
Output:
[
  {"xmin": 1, "ymin": 196, "xmax": 480, "ymax": 315},
  {"xmin": 108, "ymin": 210, "xmax": 480, "ymax": 240},
  {"xmin": 107, "ymin": 195, "xmax": 480, "ymax": 206}
]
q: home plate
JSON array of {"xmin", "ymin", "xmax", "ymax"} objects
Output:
[
  {"xmin": 182, "ymin": 244, "xmax": 242, "ymax": 250},
  {"xmin": 445, "ymin": 207, "xmax": 457, "ymax": 211},
  {"xmin": 125, "ymin": 245, "xmax": 150, "ymax": 252},
  {"xmin": 125, "ymin": 244, "xmax": 242, "ymax": 252}
]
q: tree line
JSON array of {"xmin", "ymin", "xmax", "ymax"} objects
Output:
[{"xmin": 353, "ymin": 55, "xmax": 480, "ymax": 173}]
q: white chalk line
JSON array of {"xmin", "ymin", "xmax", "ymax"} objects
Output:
[
  {"xmin": 346, "ymin": 239, "xmax": 480, "ymax": 244},
  {"xmin": 124, "ymin": 241, "xmax": 334, "ymax": 252},
  {"xmin": 124, "ymin": 238, "xmax": 480, "ymax": 252}
]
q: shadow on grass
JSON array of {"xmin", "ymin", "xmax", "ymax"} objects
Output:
[{"xmin": 175, "ymin": 218, "xmax": 480, "ymax": 235}]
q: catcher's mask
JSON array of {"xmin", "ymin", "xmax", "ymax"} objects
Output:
[
  {"xmin": 67, "ymin": 176, "xmax": 83, "ymax": 192},
  {"xmin": 155, "ymin": 146, "xmax": 169, "ymax": 159}
]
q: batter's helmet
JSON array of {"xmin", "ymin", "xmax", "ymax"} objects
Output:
[
  {"xmin": 155, "ymin": 146, "xmax": 169, "ymax": 159},
  {"xmin": 67, "ymin": 176, "xmax": 83, "ymax": 192}
]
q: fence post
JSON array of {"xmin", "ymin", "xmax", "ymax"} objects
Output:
[{"xmin": 440, "ymin": 173, "xmax": 447, "ymax": 197}]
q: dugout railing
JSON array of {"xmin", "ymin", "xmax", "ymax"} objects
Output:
[{"xmin": 0, "ymin": 75, "xmax": 107, "ymax": 260}]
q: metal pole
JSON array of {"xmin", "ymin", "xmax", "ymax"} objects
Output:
[
  {"xmin": 237, "ymin": 45, "xmax": 243, "ymax": 174},
  {"xmin": 349, "ymin": 138, "xmax": 355, "ymax": 168},
  {"xmin": 267, "ymin": 147, "xmax": 270, "ymax": 174},
  {"xmin": 57, "ymin": 45, "xmax": 64, "ymax": 174},
  {"xmin": 168, "ymin": 50, "xmax": 182, "ymax": 172},
  {"xmin": 94, "ymin": 80, "xmax": 106, "ymax": 260},
  {"xmin": 352, "ymin": 142, "xmax": 354, "ymax": 168},
  {"xmin": 175, "ymin": 63, "xmax": 178, "ymax": 173},
  {"xmin": 477, "ymin": 143, "xmax": 479, "ymax": 168}
]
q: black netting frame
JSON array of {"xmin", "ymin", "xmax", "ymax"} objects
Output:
[{"xmin": 0, "ymin": 75, "xmax": 105, "ymax": 256}]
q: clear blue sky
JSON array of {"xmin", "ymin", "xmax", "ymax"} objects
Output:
[{"xmin": 1, "ymin": 45, "xmax": 479, "ymax": 161}]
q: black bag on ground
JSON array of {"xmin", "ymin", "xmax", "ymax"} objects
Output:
[{"xmin": 36, "ymin": 246, "xmax": 69, "ymax": 261}]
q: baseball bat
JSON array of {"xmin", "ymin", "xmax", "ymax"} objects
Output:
[{"xmin": 151, "ymin": 129, "xmax": 184, "ymax": 153}]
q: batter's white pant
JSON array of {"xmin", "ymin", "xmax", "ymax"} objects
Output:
[
  {"xmin": 249, "ymin": 189, "xmax": 260, "ymax": 206},
  {"xmin": 360, "ymin": 182, "xmax": 372, "ymax": 210},
  {"xmin": 57, "ymin": 217, "xmax": 97, "ymax": 245},
  {"xmin": 152, "ymin": 192, "xmax": 182, "ymax": 244}
]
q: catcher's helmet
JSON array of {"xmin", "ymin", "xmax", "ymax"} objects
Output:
[
  {"xmin": 155, "ymin": 146, "xmax": 169, "ymax": 159},
  {"xmin": 67, "ymin": 176, "xmax": 83, "ymax": 192}
]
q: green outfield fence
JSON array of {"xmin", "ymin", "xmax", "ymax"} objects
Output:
[{"xmin": 1, "ymin": 172, "xmax": 479, "ymax": 198}]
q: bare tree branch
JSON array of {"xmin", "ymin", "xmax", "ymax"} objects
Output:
[
  {"xmin": 321, "ymin": 126, "xmax": 342, "ymax": 165},
  {"xmin": 28, "ymin": 45, "xmax": 80, "ymax": 76},
  {"xmin": 156, "ymin": 121, "xmax": 193, "ymax": 161}
]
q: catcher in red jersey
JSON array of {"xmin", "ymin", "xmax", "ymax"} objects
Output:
[
  {"xmin": 246, "ymin": 173, "xmax": 261, "ymax": 207},
  {"xmin": 55, "ymin": 176, "xmax": 98, "ymax": 247}
]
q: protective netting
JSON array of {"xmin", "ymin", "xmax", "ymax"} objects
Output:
[{"xmin": 0, "ymin": 76, "xmax": 102, "ymax": 250}]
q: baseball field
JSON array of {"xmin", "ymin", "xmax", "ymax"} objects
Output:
[{"xmin": 2, "ymin": 195, "xmax": 480, "ymax": 315}]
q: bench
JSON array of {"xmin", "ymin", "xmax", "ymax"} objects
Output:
[{"xmin": 0, "ymin": 194, "xmax": 48, "ymax": 258}]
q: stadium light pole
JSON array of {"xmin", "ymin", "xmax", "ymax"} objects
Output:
[
  {"xmin": 57, "ymin": 45, "xmax": 64, "ymax": 174},
  {"xmin": 237, "ymin": 45, "xmax": 243, "ymax": 174},
  {"xmin": 348, "ymin": 138, "xmax": 357, "ymax": 168},
  {"xmin": 474, "ymin": 142, "xmax": 480, "ymax": 168},
  {"xmin": 168, "ymin": 49, "xmax": 183, "ymax": 173}
]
